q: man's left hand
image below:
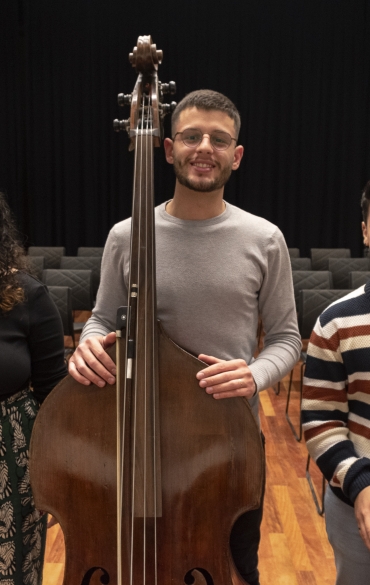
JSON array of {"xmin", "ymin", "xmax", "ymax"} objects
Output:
[
  {"xmin": 355, "ymin": 486, "xmax": 370, "ymax": 551},
  {"xmin": 196, "ymin": 354, "xmax": 256, "ymax": 399}
]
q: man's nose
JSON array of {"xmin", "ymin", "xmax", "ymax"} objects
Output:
[{"xmin": 196, "ymin": 134, "xmax": 213, "ymax": 152}]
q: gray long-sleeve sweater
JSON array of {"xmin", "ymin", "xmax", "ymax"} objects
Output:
[{"xmin": 81, "ymin": 201, "xmax": 301, "ymax": 420}]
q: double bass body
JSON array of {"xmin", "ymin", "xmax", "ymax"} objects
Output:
[{"xmin": 30, "ymin": 325, "xmax": 264, "ymax": 585}]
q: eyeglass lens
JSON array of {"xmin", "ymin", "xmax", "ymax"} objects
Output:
[{"xmin": 180, "ymin": 129, "xmax": 234, "ymax": 150}]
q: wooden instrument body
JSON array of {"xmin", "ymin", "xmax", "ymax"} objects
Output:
[{"xmin": 30, "ymin": 322, "xmax": 264, "ymax": 585}]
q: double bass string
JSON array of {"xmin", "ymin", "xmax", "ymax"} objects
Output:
[
  {"xmin": 145, "ymin": 92, "xmax": 159, "ymax": 585},
  {"xmin": 149, "ymin": 93, "xmax": 159, "ymax": 585},
  {"xmin": 143, "ymin": 90, "xmax": 149, "ymax": 584},
  {"xmin": 130, "ymin": 91, "xmax": 144, "ymax": 585},
  {"xmin": 143, "ymin": 89, "xmax": 159, "ymax": 585}
]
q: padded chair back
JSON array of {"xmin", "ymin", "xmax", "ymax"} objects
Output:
[
  {"xmin": 47, "ymin": 286, "xmax": 74, "ymax": 338},
  {"xmin": 28, "ymin": 246, "xmax": 66, "ymax": 269},
  {"xmin": 77, "ymin": 247, "xmax": 104, "ymax": 258},
  {"xmin": 310, "ymin": 248, "xmax": 351, "ymax": 271},
  {"xmin": 292, "ymin": 271, "xmax": 333, "ymax": 308},
  {"xmin": 42, "ymin": 269, "xmax": 93, "ymax": 311},
  {"xmin": 27, "ymin": 256, "xmax": 45, "ymax": 280},
  {"xmin": 328, "ymin": 258, "xmax": 369, "ymax": 289},
  {"xmin": 349, "ymin": 271, "xmax": 370, "ymax": 289},
  {"xmin": 61, "ymin": 256, "xmax": 101, "ymax": 299},
  {"xmin": 288, "ymin": 248, "xmax": 300, "ymax": 258},
  {"xmin": 290, "ymin": 258, "xmax": 312, "ymax": 270},
  {"xmin": 298, "ymin": 289, "xmax": 352, "ymax": 339}
]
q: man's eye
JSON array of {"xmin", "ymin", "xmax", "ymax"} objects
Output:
[{"xmin": 186, "ymin": 134, "xmax": 200, "ymax": 142}]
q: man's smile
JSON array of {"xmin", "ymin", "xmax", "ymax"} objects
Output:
[{"xmin": 190, "ymin": 159, "xmax": 216, "ymax": 172}]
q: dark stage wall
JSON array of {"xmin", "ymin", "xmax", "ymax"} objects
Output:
[{"xmin": 1, "ymin": 0, "xmax": 370, "ymax": 256}]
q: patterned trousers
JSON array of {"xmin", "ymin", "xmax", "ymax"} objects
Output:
[{"xmin": 0, "ymin": 389, "xmax": 47, "ymax": 585}]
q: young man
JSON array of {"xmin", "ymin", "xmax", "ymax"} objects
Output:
[
  {"xmin": 302, "ymin": 181, "xmax": 370, "ymax": 585},
  {"xmin": 69, "ymin": 90, "xmax": 300, "ymax": 585}
]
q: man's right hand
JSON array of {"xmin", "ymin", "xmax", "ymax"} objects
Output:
[{"xmin": 68, "ymin": 332, "xmax": 117, "ymax": 387}]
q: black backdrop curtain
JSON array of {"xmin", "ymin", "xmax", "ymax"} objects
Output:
[{"xmin": 1, "ymin": 0, "xmax": 370, "ymax": 256}]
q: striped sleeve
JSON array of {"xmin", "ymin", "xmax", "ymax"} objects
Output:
[{"xmin": 302, "ymin": 299, "xmax": 370, "ymax": 504}]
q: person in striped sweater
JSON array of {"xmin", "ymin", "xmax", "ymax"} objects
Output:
[{"xmin": 302, "ymin": 180, "xmax": 370, "ymax": 585}]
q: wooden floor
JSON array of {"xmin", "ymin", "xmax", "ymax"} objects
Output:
[{"xmin": 42, "ymin": 362, "xmax": 336, "ymax": 585}]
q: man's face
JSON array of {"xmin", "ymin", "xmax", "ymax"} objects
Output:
[{"xmin": 164, "ymin": 107, "xmax": 244, "ymax": 193}]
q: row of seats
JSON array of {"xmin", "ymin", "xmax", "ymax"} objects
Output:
[
  {"xmin": 28, "ymin": 257, "xmax": 101, "ymax": 299},
  {"xmin": 28, "ymin": 246, "xmax": 104, "ymax": 268},
  {"xmin": 292, "ymin": 268, "xmax": 370, "ymax": 297},
  {"xmin": 290, "ymin": 256, "xmax": 369, "ymax": 272},
  {"xmin": 288, "ymin": 247, "xmax": 353, "ymax": 265},
  {"xmin": 28, "ymin": 245, "xmax": 360, "ymax": 268}
]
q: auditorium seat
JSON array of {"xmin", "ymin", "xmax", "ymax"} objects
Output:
[
  {"xmin": 28, "ymin": 246, "xmax": 66, "ymax": 269},
  {"xmin": 310, "ymin": 248, "xmax": 350, "ymax": 271}
]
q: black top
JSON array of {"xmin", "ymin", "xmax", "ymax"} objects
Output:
[{"xmin": 0, "ymin": 272, "xmax": 67, "ymax": 402}]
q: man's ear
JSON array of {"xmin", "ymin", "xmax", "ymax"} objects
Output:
[
  {"xmin": 164, "ymin": 138, "xmax": 174, "ymax": 164},
  {"xmin": 232, "ymin": 145, "xmax": 244, "ymax": 170},
  {"xmin": 362, "ymin": 221, "xmax": 369, "ymax": 247}
]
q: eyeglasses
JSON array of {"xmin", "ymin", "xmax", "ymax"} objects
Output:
[{"xmin": 173, "ymin": 128, "xmax": 237, "ymax": 151}]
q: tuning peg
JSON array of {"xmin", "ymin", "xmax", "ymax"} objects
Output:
[
  {"xmin": 161, "ymin": 81, "xmax": 176, "ymax": 96},
  {"xmin": 161, "ymin": 101, "xmax": 177, "ymax": 116},
  {"xmin": 117, "ymin": 93, "xmax": 132, "ymax": 107},
  {"xmin": 113, "ymin": 119, "xmax": 130, "ymax": 133}
]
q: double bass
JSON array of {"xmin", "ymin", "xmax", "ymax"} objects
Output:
[{"xmin": 30, "ymin": 35, "xmax": 264, "ymax": 585}]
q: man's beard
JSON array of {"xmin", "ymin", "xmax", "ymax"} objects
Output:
[{"xmin": 173, "ymin": 158, "xmax": 233, "ymax": 193}]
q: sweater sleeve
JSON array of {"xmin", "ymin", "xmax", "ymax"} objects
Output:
[
  {"xmin": 248, "ymin": 228, "xmax": 301, "ymax": 391},
  {"xmin": 80, "ymin": 224, "xmax": 129, "ymax": 341},
  {"xmin": 302, "ymin": 315, "xmax": 370, "ymax": 504},
  {"xmin": 29, "ymin": 283, "xmax": 67, "ymax": 402}
]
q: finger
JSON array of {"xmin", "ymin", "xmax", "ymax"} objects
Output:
[
  {"xmin": 211, "ymin": 384, "xmax": 256, "ymax": 400},
  {"xmin": 359, "ymin": 518, "xmax": 370, "ymax": 551},
  {"xmin": 198, "ymin": 369, "xmax": 245, "ymax": 387},
  {"xmin": 359, "ymin": 525, "xmax": 370, "ymax": 551},
  {"xmin": 72, "ymin": 353, "xmax": 115, "ymax": 387},
  {"xmin": 68, "ymin": 359, "xmax": 92, "ymax": 385},
  {"xmin": 102, "ymin": 331, "xmax": 117, "ymax": 349},
  {"xmin": 69, "ymin": 340, "xmax": 116, "ymax": 386},
  {"xmin": 205, "ymin": 379, "xmax": 250, "ymax": 396},
  {"xmin": 198, "ymin": 354, "xmax": 224, "ymax": 365},
  {"xmin": 196, "ymin": 360, "xmax": 238, "ymax": 381},
  {"xmin": 198, "ymin": 363, "xmax": 252, "ymax": 387},
  {"xmin": 86, "ymin": 340, "xmax": 116, "ymax": 374}
]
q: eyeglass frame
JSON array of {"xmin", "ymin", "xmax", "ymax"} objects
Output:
[{"xmin": 172, "ymin": 128, "xmax": 238, "ymax": 151}]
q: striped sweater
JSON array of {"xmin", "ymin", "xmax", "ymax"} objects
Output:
[{"xmin": 302, "ymin": 282, "xmax": 370, "ymax": 506}]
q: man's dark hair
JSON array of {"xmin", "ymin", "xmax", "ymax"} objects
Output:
[
  {"xmin": 361, "ymin": 180, "xmax": 370, "ymax": 223},
  {"xmin": 171, "ymin": 89, "xmax": 241, "ymax": 138}
]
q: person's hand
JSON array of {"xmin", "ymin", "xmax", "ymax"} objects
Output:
[
  {"xmin": 355, "ymin": 485, "xmax": 370, "ymax": 551},
  {"xmin": 196, "ymin": 354, "xmax": 256, "ymax": 399},
  {"xmin": 68, "ymin": 332, "xmax": 117, "ymax": 387}
]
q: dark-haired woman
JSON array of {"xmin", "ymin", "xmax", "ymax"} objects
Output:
[{"xmin": 0, "ymin": 192, "xmax": 67, "ymax": 584}]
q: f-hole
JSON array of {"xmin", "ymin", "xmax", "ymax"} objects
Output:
[
  {"xmin": 184, "ymin": 568, "xmax": 214, "ymax": 585},
  {"xmin": 81, "ymin": 567, "xmax": 110, "ymax": 585}
]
